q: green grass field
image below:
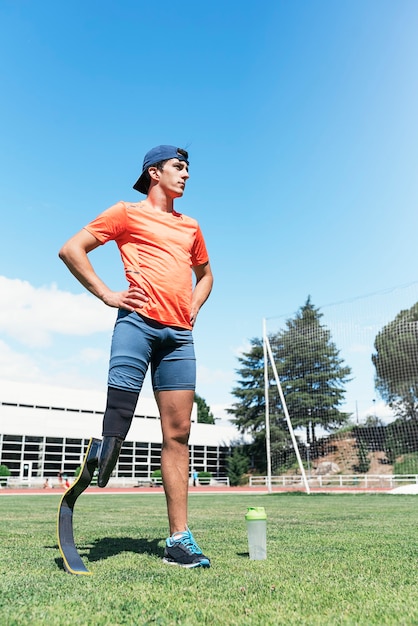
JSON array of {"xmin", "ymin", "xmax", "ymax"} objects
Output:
[{"xmin": 0, "ymin": 492, "xmax": 417, "ymax": 625}]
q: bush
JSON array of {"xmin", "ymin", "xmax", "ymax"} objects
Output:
[
  {"xmin": 355, "ymin": 440, "xmax": 371, "ymax": 473},
  {"xmin": 151, "ymin": 469, "xmax": 162, "ymax": 479},
  {"xmin": 197, "ymin": 471, "xmax": 211, "ymax": 485},
  {"xmin": 0, "ymin": 464, "xmax": 11, "ymax": 477},
  {"xmin": 394, "ymin": 452, "xmax": 418, "ymax": 474}
]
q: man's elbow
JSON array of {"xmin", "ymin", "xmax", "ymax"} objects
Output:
[
  {"xmin": 58, "ymin": 243, "xmax": 70, "ymax": 263},
  {"xmin": 58, "ymin": 240, "xmax": 79, "ymax": 266}
]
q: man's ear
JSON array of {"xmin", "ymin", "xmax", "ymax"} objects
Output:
[{"xmin": 148, "ymin": 166, "xmax": 160, "ymax": 183}]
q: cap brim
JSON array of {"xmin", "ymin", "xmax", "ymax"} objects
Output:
[{"xmin": 133, "ymin": 172, "xmax": 148, "ymax": 194}]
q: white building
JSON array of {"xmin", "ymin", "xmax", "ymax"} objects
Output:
[{"xmin": 0, "ymin": 380, "xmax": 239, "ymax": 483}]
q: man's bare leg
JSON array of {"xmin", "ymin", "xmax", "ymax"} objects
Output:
[
  {"xmin": 155, "ymin": 389, "xmax": 210, "ymax": 567},
  {"xmin": 155, "ymin": 389, "xmax": 193, "ymax": 534}
]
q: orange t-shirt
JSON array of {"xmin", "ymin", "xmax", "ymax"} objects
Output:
[{"xmin": 84, "ymin": 201, "xmax": 209, "ymax": 330}]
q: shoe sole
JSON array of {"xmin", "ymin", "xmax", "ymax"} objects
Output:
[{"xmin": 162, "ymin": 557, "xmax": 210, "ymax": 569}]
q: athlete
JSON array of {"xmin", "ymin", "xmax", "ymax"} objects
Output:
[{"xmin": 59, "ymin": 145, "xmax": 213, "ymax": 568}]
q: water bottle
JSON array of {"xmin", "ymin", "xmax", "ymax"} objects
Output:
[{"xmin": 245, "ymin": 506, "xmax": 267, "ymax": 560}]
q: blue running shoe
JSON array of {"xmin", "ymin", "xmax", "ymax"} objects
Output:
[{"xmin": 163, "ymin": 528, "xmax": 211, "ymax": 568}]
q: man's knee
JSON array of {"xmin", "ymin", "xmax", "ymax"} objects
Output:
[
  {"xmin": 164, "ymin": 420, "xmax": 190, "ymax": 446},
  {"xmin": 175, "ymin": 426, "xmax": 191, "ymax": 445}
]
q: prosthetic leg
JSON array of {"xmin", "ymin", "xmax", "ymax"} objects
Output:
[
  {"xmin": 56, "ymin": 435, "xmax": 126, "ymax": 574},
  {"xmin": 57, "ymin": 388, "xmax": 135, "ymax": 574},
  {"xmin": 56, "ymin": 438, "xmax": 101, "ymax": 575}
]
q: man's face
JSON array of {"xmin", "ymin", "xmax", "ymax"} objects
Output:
[{"xmin": 152, "ymin": 158, "xmax": 190, "ymax": 198}]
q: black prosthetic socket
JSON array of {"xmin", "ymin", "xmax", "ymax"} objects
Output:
[
  {"xmin": 102, "ymin": 386, "xmax": 139, "ymax": 439},
  {"xmin": 98, "ymin": 387, "xmax": 139, "ymax": 488}
]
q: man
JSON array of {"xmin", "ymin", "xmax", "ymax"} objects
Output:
[{"xmin": 59, "ymin": 145, "xmax": 213, "ymax": 568}]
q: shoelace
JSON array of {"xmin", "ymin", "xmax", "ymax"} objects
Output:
[{"xmin": 172, "ymin": 530, "xmax": 202, "ymax": 554}]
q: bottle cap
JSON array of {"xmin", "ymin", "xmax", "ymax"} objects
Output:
[{"xmin": 245, "ymin": 506, "xmax": 267, "ymax": 521}]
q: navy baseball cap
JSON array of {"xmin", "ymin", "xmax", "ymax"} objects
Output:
[{"xmin": 133, "ymin": 145, "xmax": 189, "ymax": 194}]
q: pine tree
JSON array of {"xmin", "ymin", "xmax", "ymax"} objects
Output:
[
  {"xmin": 272, "ymin": 297, "xmax": 352, "ymax": 443},
  {"xmin": 228, "ymin": 298, "xmax": 352, "ymax": 471},
  {"xmin": 227, "ymin": 338, "xmax": 277, "ymax": 471},
  {"xmin": 226, "ymin": 447, "xmax": 250, "ymax": 486},
  {"xmin": 194, "ymin": 393, "xmax": 215, "ymax": 424}
]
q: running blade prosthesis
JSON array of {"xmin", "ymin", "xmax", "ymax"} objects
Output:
[{"xmin": 56, "ymin": 437, "xmax": 101, "ymax": 575}]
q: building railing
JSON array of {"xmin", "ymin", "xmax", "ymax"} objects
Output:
[
  {"xmin": 248, "ymin": 474, "xmax": 418, "ymax": 488},
  {"xmin": 2, "ymin": 474, "xmax": 416, "ymax": 490},
  {"xmin": 0, "ymin": 475, "xmax": 230, "ymax": 489}
]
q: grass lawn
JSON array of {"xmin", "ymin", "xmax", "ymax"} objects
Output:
[{"xmin": 0, "ymin": 492, "xmax": 417, "ymax": 625}]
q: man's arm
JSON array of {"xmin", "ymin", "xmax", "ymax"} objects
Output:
[
  {"xmin": 190, "ymin": 261, "xmax": 213, "ymax": 326},
  {"xmin": 59, "ymin": 229, "xmax": 148, "ymax": 311}
]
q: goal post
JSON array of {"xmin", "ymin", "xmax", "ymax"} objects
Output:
[{"xmin": 263, "ymin": 319, "xmax": 310, "ymax": 494}]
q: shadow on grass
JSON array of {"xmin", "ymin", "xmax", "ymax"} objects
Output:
[
  {"xmin": 87, "ymin": 536, "xmax": 164, "ymax": 561},
  {"xmin": 52, "ymin": 536, "xmax": 164, "ymax": 571}
]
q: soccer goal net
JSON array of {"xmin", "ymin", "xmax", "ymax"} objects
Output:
[{"xmin": 263, "ymin": 282, "xmax": 418, "ymax": 493}]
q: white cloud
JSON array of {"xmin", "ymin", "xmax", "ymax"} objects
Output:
[
  {"xmin": 233, "ymin": 341, "xmax": 252, "ymax": 357},
  {"xmin": 210, "ymin": 402, "xmax": 234, "ymax": 425},
  {"xmin": 0, "ymin": 339, "xmax": 44, "ymax": 381},
  {"xmin": 0, "ymin": 337, "xmax": 107, "ymax": 390},
  {"xmin": 360, "ymin": 400, "xmax": 395, "ymax": 424},
  {"xmin": 0, "ymin": 276, "xmax": 114, "ymax": 347}
]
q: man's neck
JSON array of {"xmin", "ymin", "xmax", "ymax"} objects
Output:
[{"xmin": 146, "ymin": 187, "xmax": 174, "ymax": 213}]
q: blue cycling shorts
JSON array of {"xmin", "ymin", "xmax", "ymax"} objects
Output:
[{"xmin": 107, "ymin": 310, "xmax": 196, "ymax": 393}]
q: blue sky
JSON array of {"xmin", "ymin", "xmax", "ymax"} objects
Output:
[{"xmin": 0, "ymin": 1, "xmax": 417, "ymax": 424}]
